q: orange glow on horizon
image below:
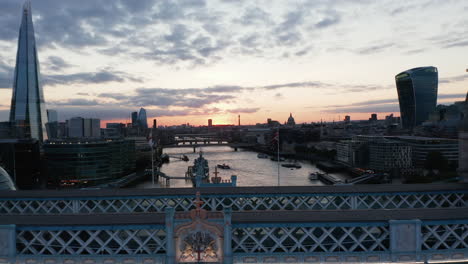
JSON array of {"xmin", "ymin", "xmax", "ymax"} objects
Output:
[{"xmin": 101, "ymin": 111, "xmax": 402, "ymax": 128}]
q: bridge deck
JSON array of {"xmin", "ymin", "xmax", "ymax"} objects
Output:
[
  {"xmin": 2, "ymin": 183, "xmax": 467, "ymax": 198},
  {"xmin": 1, "ymin": 208, "xmax": 468, "ymax": 226}
]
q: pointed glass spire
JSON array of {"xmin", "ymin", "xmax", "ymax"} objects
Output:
[{"xmin": 9, "ymin": 1, "xmax": 48, "ymax": 141}]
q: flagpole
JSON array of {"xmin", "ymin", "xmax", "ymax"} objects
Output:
[
  {"xmin": 151, "ymin": 147, "xmax": 155, "ymax": 185},
  {"xmin": 277, "ymin": 126, "xmax": 280, "ymax": 186}
]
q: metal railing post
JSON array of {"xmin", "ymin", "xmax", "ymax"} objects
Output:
[
  {"xmin": 223, "ymin": 208, "xmax": 233, "ymax": 264},
  {"xmin": 389, "ymin": 219, "xmax": 422, "ymax": 262},
  {"xmin": 0, "ymin": 225, "xmax": 16, "ymax": 259},
  {"xmin": 165, "ymin": 207, "xmax": 175, "ymax": 264}
]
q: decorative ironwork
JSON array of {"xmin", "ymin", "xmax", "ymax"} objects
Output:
[
  {"xmin": 1, "ymin": 191, "xmax": 466, "ymax": 214},
  {"xmin": 16, "ymin": 227, "xmax": 166, "ymax": 255},
  {"xmin": 422, "ymin": 223, "xmax": 468, "ymax": 251},
  {"xmin": 179, "ymin": 231, "xmax": 218, "ymax": 262},
  {"xmin": 232, "ymin": 225, "xmax": 390, "ymax": 254},
  {"xmin": 175, "ymin": 192, "xmax": 223, "ymax": 263}
]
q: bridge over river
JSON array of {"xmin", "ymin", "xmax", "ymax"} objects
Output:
[{"xmin": 1, "ymin": 184, "xmax": 468, "ymax": 263}]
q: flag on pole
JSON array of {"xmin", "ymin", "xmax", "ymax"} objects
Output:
[{"xmin": 272, "ymin": 131, "xmax": 279, "ymax": 142}]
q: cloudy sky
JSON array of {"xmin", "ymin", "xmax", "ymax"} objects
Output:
[{"xmin": 0, "ymin": 0, "xmax": 467, "ymax": 126}]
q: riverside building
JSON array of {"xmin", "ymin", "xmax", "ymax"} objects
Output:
[{"xmin": 43, "ymin": 139, "xmax": 136, "ymax": 188}]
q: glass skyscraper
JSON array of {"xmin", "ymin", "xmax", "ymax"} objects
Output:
[
  {"xmin": 9, "ymin": 2, "xmax": 48, "ymax": 141},
  {"xmin": 138, "ymin": 108, "xmax": 148, "ymax": 129},
  {"xmin": 395, "ymin": 66, "xmax": 438, "ymax": 129}
]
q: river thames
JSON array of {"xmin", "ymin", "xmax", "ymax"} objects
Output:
[{"xmin": 134, "ymin": 146, "xmax": 351, "ymax": 188}]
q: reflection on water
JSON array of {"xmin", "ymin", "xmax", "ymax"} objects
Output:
[{"xmin": 133, "ymin": 146, "xmax": 350, "ymax": 188}]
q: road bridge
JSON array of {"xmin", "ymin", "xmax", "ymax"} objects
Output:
[
  {"xmin": 1, "ymin": 184, "xmax": 468, "ymax": 263},
  {"xmin": 1, "ymin": 206, "xmax": 468, "ymax": 263},
  {"xmin": 162, "ymin": 143, "xmax": 255, "ymax": 152}
]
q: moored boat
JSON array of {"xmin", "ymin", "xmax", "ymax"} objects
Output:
[
  {"xmin": 217, "ymin": 164, "xmax": 231, "ymax": 169},
  {"xmin": 281, "ymin": 163, "xmax": 301, "ymax": 169},
  {"xmin": 309, "ymin": 171, "xmax": 324, "ymax": 180}
]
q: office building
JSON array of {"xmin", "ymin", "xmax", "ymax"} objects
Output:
[
  {"xmin": 9, "ymin": 2, "xmax": 48, "ymax": 141},
  {"xmin": 47, "ymin": 109, "xmax": 58, "ymax": 123},
  {"xmin": 131, "ymin": 112, "xmax": 138, "ymax": 126},
  {"xmin": 344, "ymin": 116, "xmax": 351, "ymax": 123},
  {"xmin": 336, "ymin": 140, "xmax": 367, "ymax": 167},
  {"xmin": 68, "ymin": 117, "xmax": 100, "ymax": 138},
  {"xmin": 395, "ymin": 66, "xmax": 438, "ymax": 129},
  {"xmin": 44, "ymin": 139, "xmax": 136, "ymax": 188},
  {"xmin": 368, "ymin": 140, "xmax": 412, "ymax": 172},
  {"xmin": 393, "ymin": 136, "xmax": 458, "ymax": 168},
  {"xmin": 138, "ymin": 108, "xmax": 148, "ymax": 129},
  {"xmin": 105, "ymin": 123, "xmax": 126, "ymax": 138},
  {"xmin": 208, "ymin": 119, "xmax": 213, "ymax": 127},
  {"xmin": 68, "ymin": 117, "xmax": 84, "ymax": 138}
]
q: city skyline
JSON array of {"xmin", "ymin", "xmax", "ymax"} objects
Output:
[{"xmin": 0, "ymin": 0, "xmax": 467, "ymax": 126}]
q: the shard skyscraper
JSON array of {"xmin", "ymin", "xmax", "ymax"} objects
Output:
[{"xmin": 9, "ymin": 1, "xmax": 48, "ymax": 141}]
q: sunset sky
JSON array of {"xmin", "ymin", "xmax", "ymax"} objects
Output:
[{"xmin": 0, "ymin": 0, "xmax": 467, "ymax": 126}]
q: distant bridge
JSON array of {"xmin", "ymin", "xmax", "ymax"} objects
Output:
[
  {"xmin": 1, "ymin": 184, "xmax": 468, "ymax": 263},
  {"xmin": 163, "ymin": 142, "xmax": 255, "ymax": 151}
]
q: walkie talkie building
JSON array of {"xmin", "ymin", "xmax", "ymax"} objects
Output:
[
  {"xmin": 395, "ymin": 66, "xmax": 438, "ymax": 130},
  {"xmin": 9, "ymin": 2, "xmax": 48, "ymax": 141}
]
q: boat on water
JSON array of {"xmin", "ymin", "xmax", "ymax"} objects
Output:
[
  {"xmin": 281, "ymin": 163, "xmax": 301, "ymax": 169},
  {"xmin": 309, "ymin": 171, "xmax": 326, "ymax": 180},
  {"xmin": 161, "ymin": 154, "xmax": 170, "ymax": 163},
  {"xmin": 192, "ymin": 152, "xmax": 209, "ymax": 178},
  {"xmin": 270, "ymin": 156, "xmax": 286, "ymax": 162},
  {"xmin": 257, "ymin": 153, "xmax": 269, "ymax": 159},
  {"xmin": 217, "ymin": 164, "xmax": 231, "ymax": 169}
]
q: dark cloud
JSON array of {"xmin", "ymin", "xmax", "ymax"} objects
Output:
[
  {"xmin": 0, "ymin": 0, "xmax": 465, "ymax": 69},
  {"xmin": 438, "ymin": 93, "xmax": 467, "ymax": 99},
  {"xmin": 98, "ymin": 87, "xmax": 238, "ymax": 109},
  {"xmin": 315, "ymin": 11, "xmax": 341, "ymax": 28},
  {"xmin": 295, "ymin": 48, "xmax": 310, "ymax": 56},
  {"xmin": 98, "ymin": 93, "xmax": 128, "ymax": 101},
  {"xmin": 356, "ymin": 43, "xmax": 395, "ymax": 55},
  {"xmin": 49, "ymin": 98, "xmax": 101, "ymax": 106},
  {"xmin": 262, "ymin": 82, "xmax": 326, "ymax": 90},
  {"xmin": 327, "ymin": 98, "xmax": 397, "ymax": 108},
  {"xmin": 323, "ymin": 93, "xmax": 466, "ymax": 113},
  {"xmin": 440, "ymin": 75, "xmax": 468, "ymax": 84},
  {"xmin": 428, "ymin": 32, "xmax": 468, "ymax": 50},
  {"xmin": 237, "ymin": 7, "xmax": 271, "ymax": 25},
  {"xmin": 443, "ymin": 40, "xmax": 468, "ymax": 49},
  {"xmin": 404, "ymin": 48, "xmax": 426, "ymax": 55},
  {"xmin": 226, "ymin": 107, "xmax": 260, "ymax": 114},
  {"xmin": 0, "ymin": 60, "xmax": 13, "ymax": 89},
  {"xmin": 43, "ymin": 69, "xmax": 142, "ymax": 86},
  {"xmin": 44, "ymin": 56, "xmax": 73, "ymax": 72},
  {"xmin": 324, "ymin": 104, "xmax": 400, "ymax": 113},
  {"xmin": 273, "ymin": 10, "xmax": 305, "ymax": 47},
  {"xmin": 50, "ymin": 105, "xmax": 228, "ymax": 121}
]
